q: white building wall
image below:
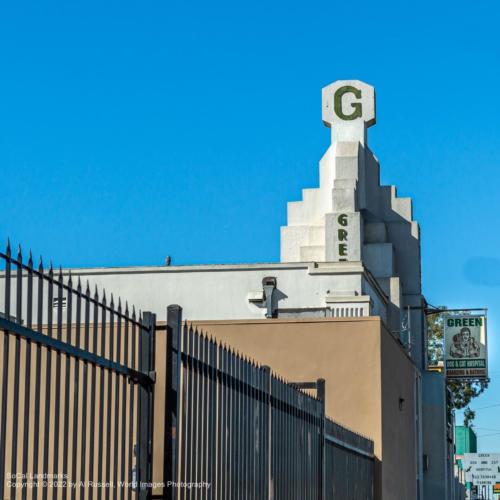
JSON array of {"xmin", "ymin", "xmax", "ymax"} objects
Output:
[{"xmin": 7, "ymin": 261, "xmax": 382, "ymax": 323}]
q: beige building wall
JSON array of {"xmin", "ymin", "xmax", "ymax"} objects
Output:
[{"xmin": 191, "ymin": 316, "xmax": 418, "ymax": 500}]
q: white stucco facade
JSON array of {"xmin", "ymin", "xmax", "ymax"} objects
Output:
[
  {"xmin": 48, "ymin": 260, "xmax": 387, "ymax": 321},
  {"xmin": 280, "ymin": 79, "xmax": 425, "ymax": 368}
]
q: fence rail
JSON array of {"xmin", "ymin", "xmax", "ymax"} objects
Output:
[{"xmin": 0, "ymin": 241, "xmax": 155, "ymax": 500}]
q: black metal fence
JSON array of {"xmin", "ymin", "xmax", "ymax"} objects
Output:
[
  {"xmin": 324, "ymin": 418, "xmax": 374, "ymax": 499},
  {"xmin": 164, "ymin": 305, "xmax": 374, "ymax": 500},
  {"xmin": 0, "ymin": 241, "xmax": 375, "ymax": 500},
  {"xmin": 0, "ymin": 241, "xmax": 155, "ymax": 500}
]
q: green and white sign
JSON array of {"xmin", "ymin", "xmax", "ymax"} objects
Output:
[
  {"xmin": 444, "ymin": 315, "xmax": 488, "ymax": 380},
  {"xmin": 463, "ymin": 453, "xmax": 500, "ymax": 485}
]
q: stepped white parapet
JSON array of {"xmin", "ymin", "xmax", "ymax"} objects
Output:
[
  {"xmin": 280, "ymin": 79, "xmax": 423, "ymax": 347},
  {"xmin": 281, "ymin": 80, "xmax": 420, "ymax": 274}
]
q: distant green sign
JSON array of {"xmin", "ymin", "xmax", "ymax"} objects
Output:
[{"xmin": 444, "ymin": 315, "xmax": 488, "ymax": 380}]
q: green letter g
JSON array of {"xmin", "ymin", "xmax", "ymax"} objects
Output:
[{"xmin": 334, "ymin": 86, "xmax": 362, "ymax": 121}]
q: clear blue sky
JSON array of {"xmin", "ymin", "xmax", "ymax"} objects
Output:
[{"xmin": 1, "ymin": 0, "xmax": 499, "ymax": 449}]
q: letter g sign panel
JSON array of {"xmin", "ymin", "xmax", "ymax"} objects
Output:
[{"xmin": 322, "ymin": 80, "xmax": 376, "ymax": 129}]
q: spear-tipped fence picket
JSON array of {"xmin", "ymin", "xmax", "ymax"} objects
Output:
[{"xmin": 0, "ymin": 241, "xmax": 155, "ymax": 500}]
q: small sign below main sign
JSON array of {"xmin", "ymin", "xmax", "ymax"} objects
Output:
[
  {"xmin": 463, "ymin": 453, "xmax": 500, "ymax": 485},
  {"xmin": 444, "ymin": 315, "xmax": 488, "ymax": 380}
]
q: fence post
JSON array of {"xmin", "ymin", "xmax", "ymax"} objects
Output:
[
  {"xmin": 165, "ymin": 305, "xmax": 182, "ymax": 499},
  {"xmin": 138, "ymin": 312, "xmax": 156, "ymax": 500},
  {"xmin": 262, "ymin": 366, "xmax": 272, "ymax": 500},
  {"xmin": 317, "ymin": 378, "xmax": 326, "ymax": 500}
]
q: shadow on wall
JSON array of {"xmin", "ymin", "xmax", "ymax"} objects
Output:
[{"xmin": 464, "ymin": 257, "xmax": 500, "ymax": 287}]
